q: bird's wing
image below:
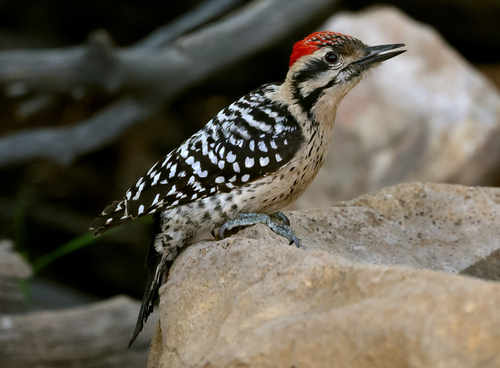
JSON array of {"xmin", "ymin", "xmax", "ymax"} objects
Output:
[{"xmin": 90, "ymin": 84, "xmax": 304, "ymax": 236}]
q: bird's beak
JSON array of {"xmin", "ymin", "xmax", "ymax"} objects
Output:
[{"xmin": 354, "ymin": 43, "xmax": 406, "ymax": 67}]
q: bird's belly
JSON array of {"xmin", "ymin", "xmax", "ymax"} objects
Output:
[
  {"xmin": 158, "ymin": 139, "xmax": 328, "ymax": 248},
  {"xmin": 237, "ymin": 148, "xmax": 327, "ymax": 214}
]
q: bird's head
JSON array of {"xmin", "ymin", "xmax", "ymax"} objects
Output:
[{"xmin": 282, "ymin": 31, "xmax": 405, "ymax": 122}]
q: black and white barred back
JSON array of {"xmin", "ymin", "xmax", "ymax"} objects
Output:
[{"xmin": 91, "ymin": 84, "xmax": 304, "ymax": 237}]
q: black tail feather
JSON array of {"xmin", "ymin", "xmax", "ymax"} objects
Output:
[
  {"xmin": 128, "ymin": 214, "xmax": 172, "ymax": 349},
  {"xmin": 128, "ymin": 252, "xmax": 168, "ymax": 349}
]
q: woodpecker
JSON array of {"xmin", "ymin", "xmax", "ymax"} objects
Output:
[{"xmin": 90, "ymin": 31, "xmax": 405, "ymax": 346}]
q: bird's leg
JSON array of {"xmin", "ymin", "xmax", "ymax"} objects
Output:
[{"xmin": 219, "ymin": 212, "xmax": 300, "ymax": 247}]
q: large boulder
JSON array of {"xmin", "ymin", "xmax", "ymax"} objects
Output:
[{"xmin": 149, "ymin": 182, "xmax": 500, "ymax": 367}]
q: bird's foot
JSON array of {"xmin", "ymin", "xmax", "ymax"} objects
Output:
[{"xmin": 218, "ymin": 212, "xmax": 300, "ymax": 247}]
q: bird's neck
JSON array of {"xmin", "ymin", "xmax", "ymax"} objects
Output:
[{"xmin": 269, "ymin": 79, "xmax": 343, "ymax": 145}]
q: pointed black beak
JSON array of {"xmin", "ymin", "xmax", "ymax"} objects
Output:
[{"xmin": 354, "ymin": 43, "xmax": 406, "ymax": 67}]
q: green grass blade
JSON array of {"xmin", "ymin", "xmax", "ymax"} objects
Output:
[{"xmin": 32, "ymin": 231, "xmax": 104, "ymax": 274}]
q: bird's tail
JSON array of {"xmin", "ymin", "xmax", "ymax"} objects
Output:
[
  {"xmin": 128, "ymin": 215, "xmax": 173, "ymax": 349},
  {"xmin": 89, "ymin": 200, "xmax": 131, "ymax": 236}
]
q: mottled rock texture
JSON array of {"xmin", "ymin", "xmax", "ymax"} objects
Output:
[{"xmin": 150, "ymin": 183, "xmax": 500, "ymax": 368}]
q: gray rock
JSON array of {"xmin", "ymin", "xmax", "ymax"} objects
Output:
[
  {"xmin": 0, "ymin": 239, "xmax": 31, "ymax": 313},
  {"xmin": 149, "ymin": 182, "xmax": 500, "ymax": 367},
  {"xmin": 293, "ymin": 182, "xmax": 500, "ymax": 278}
]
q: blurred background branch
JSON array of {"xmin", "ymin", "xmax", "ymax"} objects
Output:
[{"xmin": 0, "ymin": 0, "xmax": 334, "ymax": 167}]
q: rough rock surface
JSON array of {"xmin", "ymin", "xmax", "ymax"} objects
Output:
[
  {"xmin": 294, "ymin": 183, "xmax": 500, "ymax": 280},
  {"xmin": 149, "ymin": 183, "xmax": 500, "ymax": 368},
  {"xmin": 291, "ymin": 6, "xmax": 500, "ymax": 210},
  {"xmin": 0, "ymin": 240, "xmax": 32, "ymax": 313}
]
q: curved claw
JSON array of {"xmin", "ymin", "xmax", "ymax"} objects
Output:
[
  {"xmin": 211, "ymin": 229, "xmax": 216, "ymax": 238},
  {"xmin": 289, "ymin": 235, "xmax": 301, "ymax": 248},
  {"xmin": 219, "ymin": 223, "xmax": 229, "ymax": 240},
  {"xmin": 273, "ymin": 211, "xmax": 290, "ymax": 226}
]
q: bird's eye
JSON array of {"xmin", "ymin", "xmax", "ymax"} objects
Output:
[{"xmin": 324, "ymin": 51, "xmax": 340, "ymax": 66}]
